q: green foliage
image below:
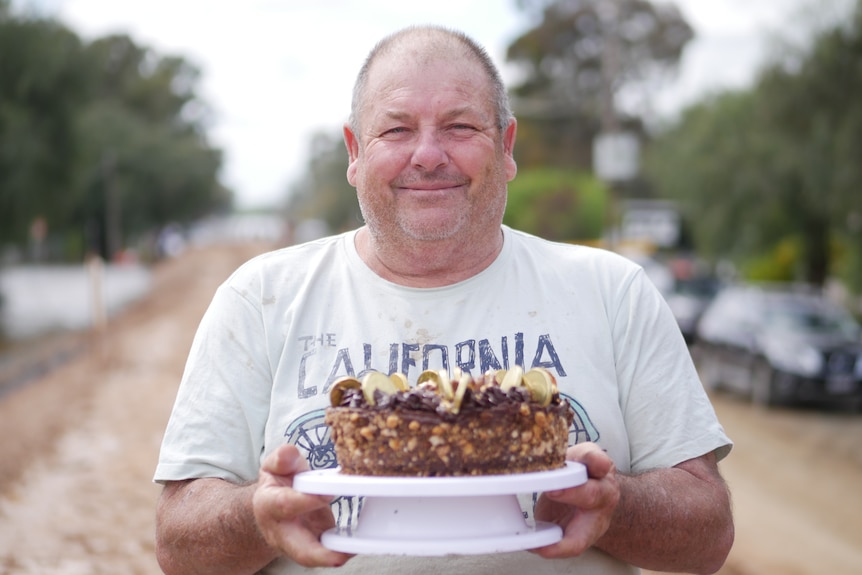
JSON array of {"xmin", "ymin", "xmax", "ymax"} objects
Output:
[
  {"xmin": 0, "ymin": 15, "xmax": 90, "ymax": 246},
  {"xmin": 645, "ymin": 91, "xmax": 778, "ymax": 259},
  {"xmin": 740, "ymin": 239, "xmax": 800, "ymax": 283},
  {"xmin": 508, "ymin": 0, "xmax": 692, "ymax": 114},
  {"xmin": 0, "ymin": 11, "xmax": 230, "ymax": 262},
  {"xmin": 646, "ymin": 0, "xmax": 862, "ymax": 291},
  {"xmin": 835, "ymin": 235, "xmax": 862, "ymax": 293},
  {"xmin": 507, "ymin": 0, "xmax": 693, "ymax": 172},
  {"xmin": 504, "ymin": 168, "xmax": 607, "ymax": 241}
]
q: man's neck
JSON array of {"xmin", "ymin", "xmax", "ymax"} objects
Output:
[{"xmin": 354, "ymin": 226, "xmax": 504, "ymax": 288}]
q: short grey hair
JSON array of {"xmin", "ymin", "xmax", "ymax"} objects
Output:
[{"xmin": 349, "ymin": 26, "xmax": 513, "ymax": 136}]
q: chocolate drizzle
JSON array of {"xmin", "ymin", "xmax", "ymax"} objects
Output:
[{"xmin": 336, "ymin": 382, "xmax": 563, "ymax": 422}]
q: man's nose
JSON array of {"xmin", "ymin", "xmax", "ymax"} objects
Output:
[{"xmin": 411, "ymin": 130, "xmax": 449, "ymax": 172}]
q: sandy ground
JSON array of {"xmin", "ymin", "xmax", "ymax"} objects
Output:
[{"xmin": 0, "ymin": 242, "xmax": 861, "ymax": 575}]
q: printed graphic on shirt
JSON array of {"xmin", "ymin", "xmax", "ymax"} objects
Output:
[{"xmin": 284, "ymin": 410, "xmax": 360, "ymax": 528}]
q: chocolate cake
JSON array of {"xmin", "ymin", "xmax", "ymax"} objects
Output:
[{"xmin": 324, "ymin": 367, "xmax": 574, "ymax": 477}]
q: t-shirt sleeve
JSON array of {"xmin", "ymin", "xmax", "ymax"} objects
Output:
[
  {"xmin": 612, "ymin": 268, "xmax": 732, "ymax": 473},
  {"xmin": 154, "ymin": 270, "xmax": 274, "ymax": 484}
]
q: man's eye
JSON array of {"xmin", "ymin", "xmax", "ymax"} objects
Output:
[
  {"xmin": 449, "ymin": 124, "xmax": 478, "ymax": 133},
  {"xmin": 382, "ymin": 127, "xmax": 409, "ymax": 136}
]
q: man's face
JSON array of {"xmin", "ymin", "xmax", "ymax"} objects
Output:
[{"xmin": 344, "ymin": 51, "xmax": 517, "ymax": 244}]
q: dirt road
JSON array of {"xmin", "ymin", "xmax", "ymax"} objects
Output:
[{"xmin": 0, "ymin": 243, "xmax": 860, "ymax": 575}]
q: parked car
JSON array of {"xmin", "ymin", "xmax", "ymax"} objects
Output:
[
  {"xmin": 665, "ymin": 276, "xmax": 721, "ymax": 344},
  {"xmin": 692, "ymin": 284, "xmax": 862, "ymax": 408}
]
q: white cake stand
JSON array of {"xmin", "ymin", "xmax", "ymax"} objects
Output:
[{"xmin": 293, "ymin": 461, "xmax": 586, "ymax": 556}]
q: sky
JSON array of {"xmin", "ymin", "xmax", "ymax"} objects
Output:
[{"xmin": 20, "ymin": 0, "xmax": 853, "ymax": 209}]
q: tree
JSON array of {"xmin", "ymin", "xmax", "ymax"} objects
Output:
[
  {"xmin": 0, "ymin": 10, "xmax": 91, "ymax": 249},
  {"xmin": 645, "ymin": 92, "xmax": 779, "ymax": 258},
  {"xmin": 646, "ymin": 0, "xmax": 862, "ymax": 290},
  {"xmin": 507, "ymin": 0, "xmax": 693, "ymax": 171},
  {"xmin": 756, "ymin": 3, "xmax": 862, "ymax": 287},
  {"xmin": 73, "ymin": 35, "xmax": 231, "ymax": 259},
  {"xmin": 0, "ymin": 9, "xmax": 231, "ymax": 262}
]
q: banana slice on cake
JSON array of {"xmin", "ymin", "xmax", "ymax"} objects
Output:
[
  {"xmin": 389, "ymin": 372, "xmax": 410, "ymax": 391},
  {"xmin": 499, "ymin": 365, "xmax": 525, "ymax": 392},
  {"xmin": 523, "ymin": 368, "xmax": 554, "ymax": 407},
  {"xmin": 416, "ymin": 369, "xmax": 455, "ymax": 400},
  {"xmin": 361, "ymin": 371, "xmax": 399, "ymax": 405}
]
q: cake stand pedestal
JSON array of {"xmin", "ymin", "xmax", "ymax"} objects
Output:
[{"xmin": 293, "ymin": 461, "xmax": 586, "ymax": 556}]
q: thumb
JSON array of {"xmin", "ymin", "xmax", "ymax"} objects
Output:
[{"xmin": 262, "ymin": 444, "xmax": 309, "ymax": 478}]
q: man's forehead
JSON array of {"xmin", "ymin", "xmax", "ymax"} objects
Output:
[
  {"xmin": 364, "ymin": 70, "xmax": 492, "ymax": 126},
  {"xmin": 365, "ymin": 49, "xmax": 489, "ymax": 99}
]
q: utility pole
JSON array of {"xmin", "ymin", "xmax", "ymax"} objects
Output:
[
  {"xmin": 599, "ymin": 0, "xmax": 621, "ymax": 134},
  {"xmin": 593, "ymin": 0, "xmax": 640, "ymax": 250}
]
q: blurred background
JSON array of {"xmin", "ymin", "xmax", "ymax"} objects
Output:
[
  {"xmin": 4, "ymin": 0, "xmax": 862, "ymax": 408},
  {"xmin": 2, "ymin": 0, "xmax": 862, "ymax": 400},
  {"xmin": 1, "ymin": 2, "xmax": 862, "ymax": 574},
  {"xmin": 2, "ymin": 0, "xmax": 861, "ymax": 341}
]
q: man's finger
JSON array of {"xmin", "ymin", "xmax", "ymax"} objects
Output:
[{"xmin": 262, "ymin": 444, "xmax": 309, "ymax": 478}]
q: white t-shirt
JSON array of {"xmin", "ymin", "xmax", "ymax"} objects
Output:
[{"xmin": 155, "ymin": 226, "xmax": 731, "ymax": 575}]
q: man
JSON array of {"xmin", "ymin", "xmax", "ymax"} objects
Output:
[{"xmin": 154, "ymin": 26, "xmax": 733, "ymax": 575}]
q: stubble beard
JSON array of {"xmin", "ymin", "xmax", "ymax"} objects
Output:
[
  {"xmin": 360, "ymin": 179, "xmax": 506, "ymax": 247},
  {"xmin": 360, "ymin": 160, "xmax": 509, "ymax": 247}
]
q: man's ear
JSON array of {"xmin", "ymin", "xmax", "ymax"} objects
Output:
[
  {"xmin": 503, "ymin": 118, "xmax": 518, "ymax": 182},
  {"xmin": 344, "ymin": 123, "xmax": 360, "ymax": 186}
]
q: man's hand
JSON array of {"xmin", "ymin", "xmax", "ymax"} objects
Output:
[
  {"xmin": 252, "ymin": 444, "xmax": 354, "ymax": 568},
  {"xmin": 530, "ymin": 442, "xmax": 620, "ymax": 559}
]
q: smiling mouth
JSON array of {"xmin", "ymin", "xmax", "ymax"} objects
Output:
[
  {"xmin": 394, "ymin": 178, "xmax": 469, "ymax": 192},
  {"xmin": 393, "ymin": 172, "xmax": 468, "ymax": 192},
  {"xmin": 398, "ymin": 184, "xmax": 462, "ymax": 192}
]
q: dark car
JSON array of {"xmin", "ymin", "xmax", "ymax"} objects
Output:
[
  {"xmin": 692, "ymin": 285, "xmax": 862, "ymax": 408},
  {"xmin": 665, "ymin": 276, "xmax": 721, "ymax": 344}
]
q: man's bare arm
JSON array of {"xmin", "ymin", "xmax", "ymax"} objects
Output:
[
  {"xmin": 596, "ymin": 451, "xmax": 733, "ymax": 574},
  {"xmin": 155, "ymin": 445, "xmax": 352, "ymax": 575},
  {"xmin": 156, "ymin": 479, "xmax": 276, "ymax": 575},
  {"xmin": 533, "ymin": 446, "xmax": 732, "ymax": 574}
]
